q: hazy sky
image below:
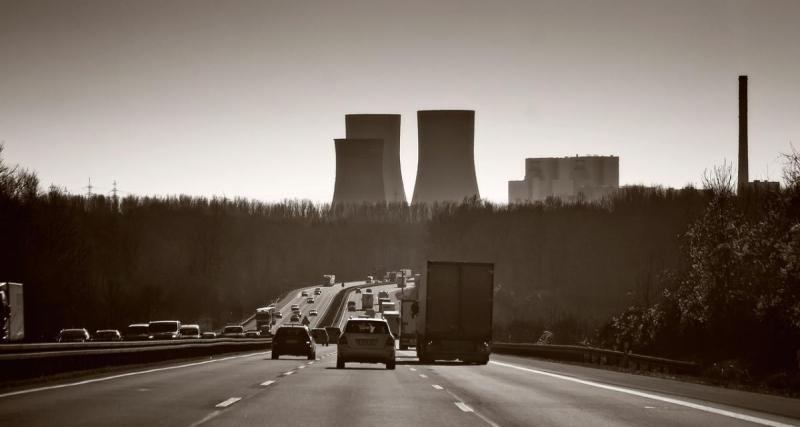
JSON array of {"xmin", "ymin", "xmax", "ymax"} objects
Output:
[{"xmin": 1, "ymin": 0, "xmax": 798, "ymax": 203}]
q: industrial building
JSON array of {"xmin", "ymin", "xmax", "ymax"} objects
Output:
[
  {"xmin": 737, "ymin": 75, "xmax": 780, "ymax": 193},
  {"xmin": 412, "ymin": 110, "xmax": 480, "ymax": 204},
  {"xmin": 508, "ymin": 156, "xmax": 619, "ymax": 203},
  {"xmin": 345, "ymin": 114, "xmax": 407, "ymax": 203},
  {"xmin": 331, "ymin": 138, "xmax": 386, "ymax": 205}
]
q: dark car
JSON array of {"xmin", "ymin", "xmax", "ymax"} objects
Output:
[
  {"xmin": 311, "ymin": 328, "xmax": 329, "ymax": 346},
  {"xmin": 124, "ymin": 323, "xmax": 151, "ymax": 341},
  {"xmin": 221, "ymin": 325, "xmax": 245, "ymax": 338},
  {"xmin": 93, "ymin": 329, "xmax": 122, "ymax": 341},
  {"xmin": 325, "ymin": 326, "xmax": 341, "ymax": 343},
  {"xmin": 57, "ymin": 328, "xmax": 90, "ymax": 343},
  {"xmin": 272, "ymin": 325, "xmax": 316, "ymax": 360}
]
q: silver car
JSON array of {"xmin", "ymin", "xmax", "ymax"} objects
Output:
[{"xmin": 336, "ymin": 318, "xmax": 396, "ymax": 370}]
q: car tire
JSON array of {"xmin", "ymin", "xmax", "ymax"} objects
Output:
[
  {"xmin": 336, "ymin": 358, "xmax": 345, "ymax": 369},
  {"xmin": 271, "ymin": 352, "xmax": 279, "ymax": 360},
  {"xmin": 386, "ymin": 360, "xmax": 396, "ymax": 370}
]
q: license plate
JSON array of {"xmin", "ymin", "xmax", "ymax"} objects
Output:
[{"xmin": 356, "ymin": 339, "xmax": 377, "ymax": 346}]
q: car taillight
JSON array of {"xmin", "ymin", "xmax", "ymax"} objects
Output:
[
  {"xmin": 338, "ymin": 335, "xmax": 347, "ymax": 345},
  {"xmin": 385, "ymin": 336, "xmax": 394, "ymax": 347}
]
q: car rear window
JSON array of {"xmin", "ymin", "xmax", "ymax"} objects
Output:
[
  {"xmin": 276, "ymin": 328, "xmax": 308, "ymax": 339},
  {"xmin": 345, "ymin": 321, "xmax": 388, "ymax": 334}
]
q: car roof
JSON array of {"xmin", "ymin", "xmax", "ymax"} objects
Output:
[
  {"xmin": 345, "ymin": 318, "xmax": 387, "ymax": 323},
  {"xmin": 278, "ymin": 325, "xmax": 308, "ymax": 330},
  {"xmin": 96, "ymin": 329, "xmax": 119, "ymax": 333},
  {"xmin": 128, "ymin": 323, "xmax": 149, "ymax": 327},
  {"xmin": 180, "ymin": 324, "xmax": 200, "ymax": 328}
]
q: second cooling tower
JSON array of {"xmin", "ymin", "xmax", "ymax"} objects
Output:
[
  {"xmin": 332, "ymin": 138, "xmax": 386, "ymax": 205},
  {"xmin": 345, "ymin": 114, "xmax": 406, "ymax": 203},
  {"xmin": 412, "ymin": 110, "xmax": 480, "ymax": 204}
]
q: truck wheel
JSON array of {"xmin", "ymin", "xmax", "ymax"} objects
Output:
[
  {"xmin": 271, "ymin": 352, "xmax": 279, "ymax": 360},
  {"xmin": 336, "ymin": 358, "xmax": 345, "ymax": 369},
  {"xmin": 386, "ymin": 360, "xmax": 396, "ymax": 370},
  {"xmin": 478, "ymin": 356, "xmax": 489, "ymax": 365}
]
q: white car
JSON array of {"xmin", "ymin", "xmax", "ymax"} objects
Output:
[
  {"xmin": 309, "ymin": 309, "xmax": 318, "ymax": 316},
  {"xmin": 337, "ymin": 318, "xmax": 396, "ymax": 370}
]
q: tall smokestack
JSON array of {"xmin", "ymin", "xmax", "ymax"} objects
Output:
[
  {"xmin": 738, "ymin": 75, "xmax": 748, "ymax": 192},
  {"xmin": 345, "ymin": 114, "xmax": 407, "ymax": 204},
  {"xmin": 331, "ymin": 138, "xmax": 386, "ymax": 205},
  {"xmin": 412, "ymin": 110, "xmax": 480, "ymax": 204}
]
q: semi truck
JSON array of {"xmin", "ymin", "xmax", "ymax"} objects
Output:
[
  {"xmin": 0, "ymin": 282, "xmax": 24, "ymax": 342},
  {"xmin": 416, "ymin": 261, "xmax": 493, "ymax": 364},
  {"xmin": 361, "ymin": 293, "xmax": 374, "ymax": 310},
  {"xmin": 322, "ymin": 275, "xmax": 336, "ymax": 286},
  {"xmin": 399, "ymin": 299, "xmax": 418, "ymax": 350}
]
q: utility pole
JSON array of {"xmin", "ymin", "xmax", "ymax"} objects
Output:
[{"xmin": 84, "ymin": 178, "xmax": 93, "ymax": 198}]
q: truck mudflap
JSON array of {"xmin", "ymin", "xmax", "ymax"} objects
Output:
[{"xmin": 417, "ymin": 339, "xmax": 491, "ymax": 364}]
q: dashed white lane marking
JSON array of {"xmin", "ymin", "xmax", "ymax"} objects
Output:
[
  {"xmin": 419, "ymin": 374, "xmax": 428, "ymax": 378},
  {"xmin": 215, "ymin": 397, "xmax": 241, "ymax": 408},
  {"xmin": 490, "ymin": 361, "xmax": 796, "ymax": 427},
  {"xmin": 432, "ymin": 384, "xmax": 444, "ymax": 390},
  {"xmin": 188, "ymin": 410, "xmax": 220, "ymax": 427},
  {"xmin": 297, "ymin": 365, "xmax": 306, "ymax": 369},
  {"xmin": 307, "ymin": 361, "xmax": 314, "ymax": 365},
  {"xmin": 0, "ymin": 351, "xmax": 270, "ymax": 399},
  {"xmin": 409, "ymin": 368, "xmax": 417, "ymax": 371},
  {"xmin": 283, "ymin": 371, "xmax": 295, "ymax": 376},
  {"xmin": 455, "ymin": 402, "xmax": 474, "ymax": 412},
  {"xmin": 260, "ymin": 380, "xmax": 276, "ymax": 387}
]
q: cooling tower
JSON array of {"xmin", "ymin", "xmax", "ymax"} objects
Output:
[
  {"xmin": 738, "ymin": 75, "xmax": 749, "ymax": 192},
  {"xmin": 412, "ymin": 110, "xmax": 480, "ymax": 204},
  {"xmin": 345, "ymin": 114, "xmax": 407, "ymax": 203},
  {"xmin": 331, "ymin": 138, "xmax": 386, "ymax": 205}
]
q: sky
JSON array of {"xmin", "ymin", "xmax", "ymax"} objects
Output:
[{"xmin": 1, "ymin": 0, "xmax": 799, "ymax": 203}]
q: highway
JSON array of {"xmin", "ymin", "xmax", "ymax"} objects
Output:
[{"xmin": 1, "ymin": 282, "xmax": 799, "ymax": 427}]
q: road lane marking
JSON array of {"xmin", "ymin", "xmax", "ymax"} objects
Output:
[
  {"xmin": 409, "ymin": 368, "xmax": 417, "ymax": 371},
  {"xmin": 490, "ymin": 361, "xmax": 796, "ymax": 427},
  {"xmin": 283, "ymin": 371, "xmax": 294, "ymax": 376},
  {"xmin": 455, "ymin": 402, "xmax": 474, "ymax": 412},
  {"xmin": 215, "ymin": 397, "xmax": 241, "ymax": 408},
  {"xmin": 307, "ymin": 361, "xmax": 314, "ymax": 365},
  {"xmin": 432, "ymin": 384, "xmax": 444, "ymax": 390},
  {"xmin": 297, "ymin": 365, "xmax": 306, "ymax": 369},
  {"xmin": 188, "ymin": 410, "xmax": 220, "ymax": 427},
  {"xmin": 419, "ymin": 374, "xmax": 428, "ymax": 378},
  {"xmin": 0, "ymin": 351, "xmax": 270, "ymax": 399},
  {"xmin": 260, "ymin": 380, "xmax": 276, "ymax": 387}
]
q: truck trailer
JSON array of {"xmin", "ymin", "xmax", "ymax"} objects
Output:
[
  {"xmin": 0, "ymin": 282, "xmax": 24, "ymax": 343},
  {"xmin": 416, "ymin": 261, "xmax": 493, "ymax": 364}
]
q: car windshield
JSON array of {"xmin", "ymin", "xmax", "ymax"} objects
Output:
[
  {"xmin": 224, "ymin": 326, "xmax": 243, "ymax": 333},
  {"xmin": 150, "ymin": 322, "xmax": 179, "ymax": 333},
  {"xmin": 180, "ymin": 327, "xmax": 198, "ymax": 334},
  {"xmin": 345, "ymin": 321, "xmax": 388, "ymax": 334},
  {"xmin": 276, "ymin": 328, "xmax": 308, "ymax": 339},
  {"xmin": 97, "ymin": 331, "xmax": 117, "ymax": 337},
  {"xmin": 127, "ymin": 325, "xmax": 148, "ymax": 334}
]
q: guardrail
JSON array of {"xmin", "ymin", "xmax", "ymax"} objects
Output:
[
  {"xmin": 492, "ymin": 342, "xmax": 699, "ymax": 375},
  {"xmin": 0, "ymin": 338, "xmax": 272, "ymax": 382}
]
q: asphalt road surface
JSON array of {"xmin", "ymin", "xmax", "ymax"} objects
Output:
[{"xmin": 1, "ymin": 283, "xmax": 799, "ymax": 427}]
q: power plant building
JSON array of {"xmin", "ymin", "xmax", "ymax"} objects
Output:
[
  {"xmin": 331, "ymin": 138, "xmax": 386, "ymax": 205},
  {"xmin": 412, "ymin": 110, "xmax": 480, "ymax": 204},
  {"xmin": 508, "ymin": 156, "xmax": 619, "ymax": 203},
  {"xmin": 345, "ymin": 114, "xmax": 407, "ymax": 203}
]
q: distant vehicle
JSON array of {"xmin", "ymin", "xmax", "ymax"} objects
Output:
[
  {"xmin": 301, "ymin": 291, "xmax": 309, "ymax": 297},
  {"xmin": 355, "ymin": 288, "xmax": 361, "ymax": 294},
  {"xmin": 124, "ymin": 323, "xmax": 151, "ymax": 341},
  {"xmin": 381, "ymin": 311, "xmax": 400, "ymax": 337},
  {"xmin": 365, "ymin": 309, "xmax": 376, "ymax": 318},
  {"xmin": 378, "ymin": 290, "xmax": 389, "ymax": 299},
  {"xmin": 399, "ymin": 299, "xmax": 418, "ymax": 350},
  {"xmin": 290, "ymin": 314, "xmax": 300, "ymax": 323},
  {"xmin": 93, "ymin": 329, "xmax": 122, "ymax": 342},
  {"xmin": 273, "ymin": 311, "xmax": 283, "ymax": 319},
  {"xmin": 365, "ymin": 276, "xmax": 374, "ymax": 284},
  {"xmin": 325, "ymin": 326, "xmax": 341, "ymax": 343},
  {"xmin": 365, "ymin": 288, "xmax": 372, "ymax": 293},
  {"xmin": 380, "ymin": 301, "xmax": 396, "ymax": 314},
  {"xmin": 149, "ymin": 320, "xmax": 181, "ymax": 340},
  {"xmin": 255, "ymin": 307, "xmax": 274, "ymax": 331},
  {"xmin": 306, "ymin": 297, "xmax": 315, "ymax": 304},
  {"xmin": 291, "ymin": 304, "xmax": 300, "ymax": 311},
  {"xmin": 272, "ymin": 325, "xmax": 316, "ymax": 360},
  {"xmin": 337, "ymin": 318, "xmax": 395, "ymax": 370},
  {"xmin": 347, "ymin": 301, "xmax": 356, "ymax": 312},
  {"xmin": 0, "ymin": 282, "xmax": 24, "ymax": 343},
  {"xmin": 311, "ymin": 328, "xmax": 329, "ymax": 346},
  {"xmin": 221, "ymin": 325, "xmax": 245, "ymax": 338},
  {"xmin": 179, "ymin": 324, "xmax": 201, "ymax": 339},
  {"xmin": 57, "ymin": 328, "xmax": 90, "ymax": 343},
  {"xmin": 245, "ymin": 329, "xmax": 261, "ymax": 338},
  {"xmin": 417, "ymin": 261, "xmax": 493, "ymax": 364},
  {"xmin": 322, "ymin": 274, "xmax": 336, "ymax": 287},
  {"xmin": 309, "ymin": 309, "xmax": 318, "ymax": 316},
  {"xmin": 362, "ymin": 293, "xmax": 374, "ymax": 310},
  {"xmin": 258, "ymin": 326, "xmax": 273, "ymax": 338},
  {"xmin": 201, "ymin": 332, "xmax": 217, "ymax": 339},
  {"xmin": 314, "ymin": 288, "xmax": 322, "ymax": 295}
]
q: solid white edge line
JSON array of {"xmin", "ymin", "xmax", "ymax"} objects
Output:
[
  {"xmin": 260, "ymin": 380, "xmax": 276, "ymax": 387},
  {"xmin": 215, "ymin": 397, "xmax": 242, "ymax": 408},
  {"xmin": 490, "ymin": 361, "xmax": 797, "ymax": 427},
  {"xmin": 419, "ymin": 374, "xmax": 428, "ymax": 378},
  {"xmin": 455, "ymin": 402, "xmax": 474, "ymax": 412},
  {"xmin": 0, "ymin": 351, "xmax": 270, "ymax": 399},
  {"xmin": 432, "ymin": 384, "xmax": 444, "ymax": 390}
]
